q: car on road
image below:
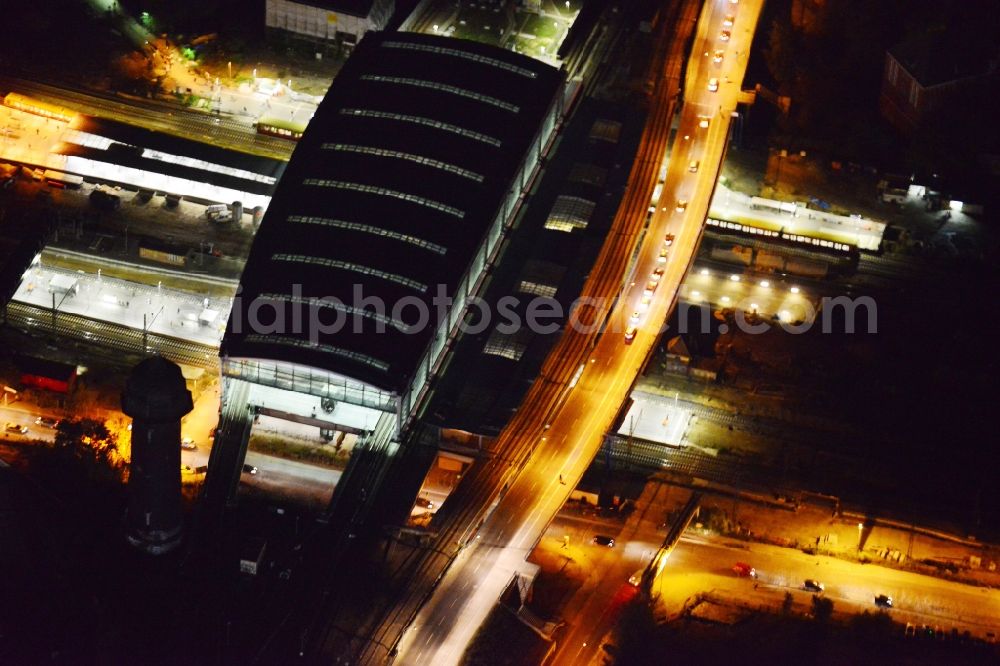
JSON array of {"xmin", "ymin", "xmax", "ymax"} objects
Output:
[
  {"xmin": 713, "ymin": 50, "xmax": 724, "ymax": 63},
  {"xmin": 630, "ymin": 311, "xmax": 641, "ymax": 324},
  {"xmin": 643, "ymin": 280, "xmax": 658, "ymax": 296},
  {"xmin": 675, "ymin": 200, "xmax": 688, "ymax": 212},
  {"xmin": 651, "ymin": 267, "xmax": 665, "ymax": 280},
  {"xmin": 803, "ymin": 579, "xmax": 825, "ymax": 592},
  {"xmin": 732, "ymin": 562, "xmax": 756, "ymax": 578},
  {"xmin": 874, "ymin": 594, "xmax": 893, "ymax": 608},
  {"xmin": 35, "ymin": 416, "xmax": 61, "ymax": 429},
  {"xmin": 592, "ymin": 535, "xmax": 615, "ymax": 547},
  {"xmin": 723, "ymin": 14, "xmax": 735, "ymax": 27},
  {"xmin": 628, "ymin": 569, "xmax": 645, "ymax": 586},
  {"xmin": 181, "ymin": 437, "xmax": 198, "ymax": 451},
  {"xmin": 657, "ymin": 248, "xmax": 669, "ymax": 263},
  {"xmin": 719, "ymin": 30, "xmax": 731, "ymax": 42},
  {"xmin": 624, "ymin": 326, "xmax": 637, "ymax": 344},
  {"xmin": 699, "ymin": 117, "xmax": 710, "ymax": 129},
  {"xmin": 689, "ymin": 160, "xmax": 700, "ymax": 173},
  {"xmin": 5, "ymin": 422, "xmax": 28, "ymax": 434},
  {"xmin": 708, "ymin": 78, "xmax": 719, "ymax": 92},
  {"xmin": 242, "ymin": 463, "xmax": 258, "ymax": 475},
  {"xmin": 415, "ymin": 497, "xmax": 435, "ymax": 509},
  {"xmin": 664, "ymin": 233, "xmax": 675, "ymax": 246}
]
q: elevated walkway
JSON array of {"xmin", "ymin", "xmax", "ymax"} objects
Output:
[
  {"xmin": 256, "ymin": 406, "xmax": 369, "ymax": 437},
  {"xmin": 637, "ymin": 491, "xmax": 701, "ymax": 593}
]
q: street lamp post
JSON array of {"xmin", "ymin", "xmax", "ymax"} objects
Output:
[
  {"xmin": 143, "ymin": 305, "xmax": 164, "ymax": 353},
  {"xmin": 857, "ymin": 522, "xmax": 864, "ymax": 551}
]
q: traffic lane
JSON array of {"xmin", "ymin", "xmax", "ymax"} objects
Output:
[
  {"xmin": 544, "ymin": 496, "xmax": 1000, "ymax": 646},
  {"xmin": 0, "ymin": 405, "xmax": 61, "ymax": 442},
  {"xmin": 503, "ymin": 324, "xmax": 659, "ymax": 525},
  {"xmin": 472, "ymin": 349, "xmax": 643, "ymax": 636},
  {"xmin": 398, "ymin": 538, "xmax": 510, "ymax": 665},
  {"xmin": 668, "ymin": 537, "xmax": 1000, "ymax": 632},
  {"xmin": 1, "ymin": 75, "xmax": 295, "ymax": 160},
  {"xmin": 403, "ymin": 254, "xmax": 656, "ymax": 654},
  {"xmin": 443, "ymin": 0, "xmax": 765, "ymax": 654},
  {"xmin": 691, "ymin": 0, "xmax": 744, "ymax": 88},
  {"xmin": 545, "ymin": 518, "xmax": 656, "ymax": 666},
  {"xmin": 400, "ymin": 363, "xmax": 633, "ymax": 664},
  {"xmin": 504, "ymin": 347, "xmax": 644, "ymax": 549},
  {"xmin": 553, "ymin": 531, "xmax": 998, "ymax": 661},
  {"xmin": 487, "ymin": 375, "xmax": 616, "ymax": 540},
  {"xmin": 243, "ymin": 450, "xmax": 342, "ymax": 486},
  {"xmin": 558, "ymin": 580, "xmax": 640, "ymax": 666},
  {"xmin": 238, "ymin": 468, "xmax": 336, "ymax": 505},
  {"xmin": 393, "ymin": 442, "xmax": 563, "ymax": 659},
  {"xmin": 399, "ymin": 0, "xmax": 754, "ymax": 657}
]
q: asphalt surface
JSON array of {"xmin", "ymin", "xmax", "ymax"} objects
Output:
[
  {"xmin": 0, "ymin": 406, "xmax": 58, "ymax": 444},
  {"xmin": 392, "ymin": 0, "xmax": 764, "ymax": 663},
  {"xmin": 1, "ymin": 75, "xmax": 296, "ymax": 161},
  {"xmin": 549, "ymin": 508, "xmax": 1000, "ymax": 665}
]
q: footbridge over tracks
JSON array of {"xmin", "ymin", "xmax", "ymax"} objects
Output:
[{"xmin": 636, "ymin": 491, "xmax": 702, "ymax": 594}]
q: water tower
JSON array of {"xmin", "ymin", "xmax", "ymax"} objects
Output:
[{"xmin": 122, "ymin": 356, "xmax": 193, "ymax": 554}]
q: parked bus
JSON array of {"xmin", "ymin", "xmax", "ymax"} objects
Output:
[
  {"xmin": 3, "ymin": 92, "xmax": 76, "ymax": 123},
  {"xmin": 256, "ymin": 116, "xmax": 306, "ymax": 141}
]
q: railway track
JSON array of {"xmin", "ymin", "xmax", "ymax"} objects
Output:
[
  {"xmin": 348, "ymin": 0, "xmax": 699, "ymax": 661},
  {"xmin": 0, "ymin": 74, "xmax": 296, "ymax": 161},
  {"xmin": 4, "ymin": 301, "xmax": 219, "ymax": 370}
]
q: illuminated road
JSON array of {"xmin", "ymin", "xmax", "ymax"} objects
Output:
[
  {"xmin": 0, "ymin": 406, "xmax": 58, "ymax": 444},
  {"xmin": 0, "ymin": 75, "xmax": 296, "ymax": 160},
  {"xmin": 668, "ymin": 537, "xmax": 1000, "ymax": 636},
  {"xmin": 543, "ymin": 511, "xmax": 1000, "ymax": 664},
  {"xmin": 392, "ymin": 0, "xmax": 764, "ymax": 663}
]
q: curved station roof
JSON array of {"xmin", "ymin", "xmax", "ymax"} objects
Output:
[{"xmin": 223, "ymin": 32, "xmax": 563, "ymax": 392}]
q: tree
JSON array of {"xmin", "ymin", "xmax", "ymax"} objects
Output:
[
  {"xmin": 811, "ymin": 595, "xmax": 834, "ymax": 623},
  {"xmin": 112, "ymin": 51, "xmax": 157, "ymax": 96},
  {"xmin": 763, "ymin": 19, "xmax": 798, "ymax": 91},
  {"xmin": 849, "ymin": 610, "xmax": 893, "ymax": 640},
  {"xmin": 613, "ymin": 597, "xmax": 660, "ymax": 664},
  {"xmin": 53, "ymin": 418, "xmax": 127, "ymax": 482}
]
